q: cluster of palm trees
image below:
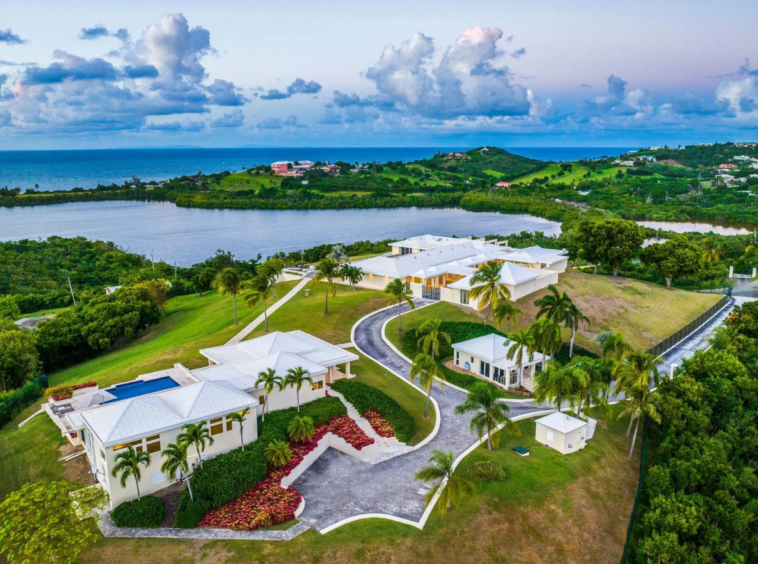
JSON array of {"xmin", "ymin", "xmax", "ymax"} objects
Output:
[
  {"xmin": 312, "ymin": 246, "xmax": 364, "ymax": 314},
  {"xmin": 254, "ymin": 365, "xmax": 313, "ymax": 416},
  {"xmin": 213, "ymin": 261, "xmax": 282, "ymax": 329},
  {"xmin": 409, "ymin": 318, "xmax": 448, "ymax": 418}
]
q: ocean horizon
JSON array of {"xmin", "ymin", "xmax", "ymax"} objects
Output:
[{"xmin": 0, "ymin": 146, "xmax": 635, "ymax": 192}]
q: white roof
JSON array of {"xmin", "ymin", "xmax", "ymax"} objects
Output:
[
  {"xmin": 448, "ymin": 262, "xmax": 541, "ymax": 290},
  {"xmin": 452, "ymin": 333, "xmax": 545, "ymax": 368},
  {"xmin": 502, "ymin": 246, "xmax": 567, "ymax": 266},
  {"xmin": 390, "ymin": 234, "xmax": 471, "ymax": 251},
  {"xmin": 80, "ymin": 381, "xmax": 255, "ymax": 447},
  {"xmin": 535, "ymin": 412, "xmax": 587, "ymax": 433}
]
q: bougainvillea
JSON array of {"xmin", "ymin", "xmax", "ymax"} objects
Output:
[{"xmin": 363, "ymin": 410, "xmax": 394, "ymax": 438}]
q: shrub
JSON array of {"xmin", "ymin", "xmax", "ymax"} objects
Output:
[
  {"xmin": 72, "ymin": 381, "xmax": 97, "ymax": 391},
  {"xmin": 173, "ymin": 491, "xmax": 211, "ymax": 529},
  {"xmin": 468, "ymin": 461, "xmax": 507, "ymax": 481},
  {"xmin": 401, "ymin": 321, "xmax": 505, "ymax": 360},
  {"xmin": 331, "ymin": 380, "xmax": 416, "ymax": 443},
  {"xmin": 45, "ymin": 384, "xmax": 73, "ymax": 401},
  {"xmin": 111, "ymin": 495, "xmax": 165, "ymax": 528}
]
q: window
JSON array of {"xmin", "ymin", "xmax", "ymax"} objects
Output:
[
  {"xmin": 401, "ymin": 247, "xmax": 412, "ymax": 255},
  {"xmin": 455, "ymin": 351, "xmax": 459, "ymax": 365},
  {"xmin": 146, "ymin": 435, "xmax": 161, "ymax": 454},
  {"xmin": 258, "ymin": 395, "xmax": 265, "ymax": 405},
  {"xmin": 460, "ymin": 290, "xmax": 469, "ymax": 305},
  {"xmin": 479, "ymin": 361, "xmax": 490, "ymax": 378},
  {"xmin": 226, "ymin": 419, "xmax": 233, "ymax": 432},
  {"xmin": 311, "ymin": 380, "xmax": 324, "ymax": 391},
  {"xmin": 546, "ymin": 430, "xmax": 554, "ymax": 441},
  {"xmin": 113, "ymin": 439, "xmax": 143, "ymax": 452},
  {"xmin": 510, "ymin": 370, "xmax": 518, "ymax": 385},
  {"xmin": 100, "ymin": 449, "xmax": 106, "ymax": 462},
  {"xmin": 210, "ymin": 417, "xmax": 224, "ymax": 436}
]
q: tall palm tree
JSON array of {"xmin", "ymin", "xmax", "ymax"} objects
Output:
[
  {"xmin": 177, "ymin": 421, "xmax": 214, "ymax": 469},
  {"xmin": 384, "ymin": 278, "xmax": 415, "ymax": 332},
  {"xmin": 469, "ymin": 261, "xmax": 511, "ymax": 325},
  {"xmin": 416, "ymin": 318, "xmax": 451, "ymax": 359},
  {"xmin": 161, "ymin": 442, "xmax": 194, "ymax": 501},
  {"xmin": 313, "ymin": 258, "xmax": 340, "ymax": 315},
  {"xmin": 505, "ymin": 329, "xmax": 535, "ymax": 387},
  {"xmin": 244, "ymin": 273, "xmax": 276, "ymax": 332},
  {"xmin": 227, "ymin": 408, "xmax": 250, "ymax": 451},
  {"xmin": 454, "ymin": 382, "xmax": 521, "ymax": 450},
  {"xmin": 600, "ymin": 332, "xmax": 632, "ymax": 361},
  {"xmin": 618, "ymin": 385, "xmax": 661, "ymax": 457},
  {"xmin": 327, "ymin": 244, "xmax": 348, "ymax": 263},
  {"xmin": 283, "ymin": 366, "xmax": 313, "ymax": 412},
  {"xmin": 533, "ymin": 361, "xmax": 584, "ymax": 411},
  {"xmin": 410, "ymin": 353, "xmax": 446, "ymax": 418},
  {"xmin": 492, "ymin": 301, "xmax": 523, "ymax": 332},
  {"xmin": 529, "ymin": 318, "xmax": 562, "ymax": 370},
  {"xmin": 264, "ymin": 440, "xmax": 293, "ymax": 467},
  {"xmin": 534, "ymin": 284, "xmax": 572, "ymax": 324},
  {"xmin": 213, "ymin": 267, "xmax": 244, "ymax": 326},
  {"xmin": 567, "ymin": 357, "xmax": 609, "ymax": 418},
  {"xmin": 340, "ymin": 264, "xmax": 363, "ymax": 290},
  {"xmin": 255, "ymin": 368, "xmax": 283, "ymax": 421},
  {"xmin": 414, "ymin": 450, "xmax": 478, "ymax": 517},
  {"xmin": 111, "ymin": 445, "xmax": 151, "ymax": 499},
  {"xmin": 613, "ymin": 350, "xmax": 661, "ymax": 395},
  {"xmin": 566, "ymin": 303, "xmax": 590, "ymax": 358}
]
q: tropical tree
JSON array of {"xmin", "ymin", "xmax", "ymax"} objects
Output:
[
  {"xmin": 283, "ymin": 366, "xmax": 313, "ymax": 412},
  {"xmin": 454, "ymin": 382, "xmax": 521, "ymax": 450},
  {"xmin": 410, "ymin": 353, "xmax": 446, "ymax": 418},
  {"xmin": 701, "ymin": 239, "xmax": 721, "ymax": 264},
  {"xmin": 264, "ymin": 440, "xmax": 293, "ymax": 467},
  {"xmin": 641, "ymin": 236, "xmax": 703, "ymax": 287},
  {"xmin": 618, "ymin": 385, "xmax": 661, "ymax": 457},
  {"xmin": 529, "ymin": 318, "xmax": 562, "ymax": 370},
  {"xmin": 287, "ymin": 415, "xmax": 316, "ymax": 443},
  {"xmin": 613, "ymin": 350, "xmax": 661, "ymax": 395},
  {"xmin": 340, "ymin": 264, "xmax": 363, "ymax": 290},
  {"xmin": 533, "ymin": 361, "xmax": 585, "ymax": 411},
  {"xmin": 492, "ymin": 301, "xmax": 523, "ymax": 332},
  {"xmin": 534, "ymin": 284, "xmax": 572, "ymax": 324},
  {"xmin": 177, "ymin": 421, "xmax": 214, "ymax": 469},
  {"xmin": 414, "ymin": 450, "xmax": 479, "ymax": 517},
  {"xmin": 313, "ymin": 257, "xmax": 340, "ymax": 315},
  {"xmin": 416, "ymin": 318, "xmax": 451, "ymax": 359},
  {"xmin": 255, "ymin": 367, "xmax": 283, "ymax": 421},
  {"xmin": 505, "ymin": 329, "xmax": 535, "ymax": 387},
  {"xmin": 213, "ymin": 267, "xmax": 244, "ymax": 325},
  {"xmin": 227, "ymin": 408, "xmax": 250, "ymax": 451},
  {"xmin": 600, "ymin": 332, "xmax": 632, "ymax": 361},
  {"xmin": 566, "ymin": 302, "xmax": 590, "ymax": 357},
  {"xmin": 707, "ymin": 324, "xmax": 742, "ymax": 351},
  {"xmin": 244, "ymin": 273, "xmax": 276, "ymax": 332},
  {"xmin": 567, "ymin": 357, "xmax": 610, "ymax": 418},
  {"xmin": 111, "ymin": 445, "xmax": 151, "ymax": 499},
  {"xmin": 161, "ymin": 442, "xmax": 194, "ymax": 501},
  {"xmin": 591, "ymin": 219, "xmax": 646, "ymax": 276},
  {"xmin": 384, "ymin": 278, "xmax": 415, "ymax": 332},
  {"xmin": 327, "ymin": 244, "xmax": 348, "ymax": 263},
  {"xmin": 469, "ymin": 261, "xmax": 511, "ymax": 325}
]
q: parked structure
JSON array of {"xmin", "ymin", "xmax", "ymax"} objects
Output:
[{"xmin": 534, "ymin": 412, "xmax": 588, "ymax": 455}]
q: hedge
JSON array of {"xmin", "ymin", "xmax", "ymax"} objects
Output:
[
  {"xmin": 111, "ymin": 495, "xmax": 165, "ymax": 528},
  {"xmin": 331, "ymin": 380, "xmax": 416, "ymax": 443},
  {"xmin": 172, "ymin": 396, "xmax": 346, "ymax": 529},
  {"xmin": 0, "ymin": 375, "xmax": 48, "ymax": 428}
]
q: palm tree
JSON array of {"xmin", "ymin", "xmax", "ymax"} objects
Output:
[
  {"xmin": 384, "ymin": 278, "xmax": 415, "ymax": 332},
  {"xmin": 287, "ymin": 415, "xmax": 315, "ymax": 443},
  {"xmin": 244, "ymin": 273, "xmax": 276, "ymax": 332},
  {"xmin": 340, "ymin": 264, "xmax": 363, "ymax": 290},
  {"xmin": 618, "ymin": 385, "xmax": 661, "ymax": 457},
  {"xmin": 469, "ymin": 261, "xmax": 511, "ymax": 325},
  {"xmin": 505, "ymin": 329, "xmax": 535, "ymax": 388},
  {"xmin": 492, "ymin": 301, "xmax": 523, "ymax": 332},
  {"xmin": 415, "ymin": 318, "xmax": 451, "ymax": 359},
  {"xmin": 227, "ymin": 408, "xmax": 250, "ymax": 451},
  {"xmin": 701, "ymin": 239, "xmax": 721, "ymax": 264},
  {"xmin": 213, "ymin": 267, "xmax": 244, "ymax": 326},
  {"xmin": 534, "ymin": 284, "xmax": 572, "ymax": 324},
  {"xmin": 111, "ymin": 445, "xmax": 151, "ymax": 499},
  {"xmin": 566, "ymin": 303, "xmax": 590, "ymax": 358},
  {"xmin": 533, "ymin": 361, "xmax": 584, "ymax": 411},
  {"xmin": 454, "ymin": 382, "xmax": 521, "ymax": 450},
  {"xmin": 327, "ymin": 244, "xmax": 348, "ymax": 263},
  {"xmin": 264, "ymin": 440, "xmax": 293, "ymax": 467},
  {"xmin": 313, "ymin": 258, "xmax": 340, "ymax": 315},
  {"xmin": 283, "ymin": 366, "xmax": 313, "ymax": 412},
  {"xmin": 255, "ymin": 368, "xmax": 283, "ymax": 421},
  {"xmin": 529, "ymin": 318, "xmax": 562, "ymax": 370},
  {"xmin": 414, "ymin": 450, "xmax": 478, "ymax": 517},
  {"xmin": 177, "ymin": 421, "xmax": 214, "ymax": 470},
  {"xmin": 410, "ymin": 353, "xmax": 446, "ymax": 418},
  {"xmin": 600, "ymin": 332, "xmax": 632, "ymax": 361},
  {"xmin": 707, "ymin": 324, "xmax": 741, "ymax": 351},
  {"xmin": 613, "ymin": 350, "xmax": 661, "ymax": 395},
  {"xmin": 161, "ymin": 442, "xmax": 194, "ymax": 501},
  {"xmin": 567, "ymin": 357, "xmax": 609, "ymax": 418}
]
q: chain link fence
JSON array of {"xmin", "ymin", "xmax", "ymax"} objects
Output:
[{"xmin": 646, "ymin": 295, "xmax": 730, "ymax": 358}]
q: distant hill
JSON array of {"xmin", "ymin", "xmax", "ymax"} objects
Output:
[{"xmin": 417, "ymin": 146, "xmax": 546, "ymax": 181}]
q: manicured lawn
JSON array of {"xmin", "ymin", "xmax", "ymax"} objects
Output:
[
  {"xmin": 14, "ymin": 306, "xmax": 69, "ymax": 320},
  {"xmin": 385, "ymin": 301, "xmax": 482, "ymax": 351},
  {"xmin": 345, "ymin": 347, "xmax": 435, "ymax": 445},
  {"xmin": 249, "ymin": 282, "xmax": 385, "ymax": 344}
]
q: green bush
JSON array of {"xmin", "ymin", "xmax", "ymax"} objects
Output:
[
  {"xmin": 173, "ymin": 490, "xmax": 211, "ymax": 529},
  {"xmin": 331, "ymin": 380, "xmax": 416, "ymax": 443},
  {"xmin": 111, "ymin": 495, "xmax": 165, "ymax": 528}
]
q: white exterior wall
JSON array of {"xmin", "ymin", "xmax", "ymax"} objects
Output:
[
  {"xmin": 543, "ymin": 259, "xmax": 568, "ymax": 273},
  {"xmin": 249, "ymin": 376, "xmax": 327, "ymax": 414},
  {"xmin": 535, "ymin": 422, "xmax": 587, "ymax": 455},
  {"xmin": 355, "ymin": 273, "xmax": 392, "ymax": 291}
]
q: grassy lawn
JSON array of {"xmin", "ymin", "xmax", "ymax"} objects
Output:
[
  {"xmin": 78, "ymin": 403, "xmax": 638, "ymax": 564},
  {"xmin": 345, "ymin": 347, "xmax": 435, "ymax": 445},
  {"xmin": 385, "ymin": 301, "xmax": 482, "ymax": 352},
  {"xmin": 249, "ymin": 282, "xmax": 385, "ymax": 344},
  {"xmin": 14, "ymin": 306, "xmax": 70, "ymax": 320},
  {"xmin": 209, "ymin": 172, "xmax": 282, "ymax": 192}
]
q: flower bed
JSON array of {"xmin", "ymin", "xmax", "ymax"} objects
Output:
[
  {"xmin": 45, "ymin": 381, "xmax": 98, "ymax": 401},
  {"xmin": 363, "ymin": 410, "xmax": 394, "ymax": 438},
  {"xmin": 326, "ymin": 415, "xmax": 374, "ymax": 449}
]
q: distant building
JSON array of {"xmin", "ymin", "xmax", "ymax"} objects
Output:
[
  {"xmin": 495, "ymin": 181, "xmax": 512, "ymax": 188},
  {"xmin": 270, "ymin": 160, "xmax": 315, "ymax": 175},
  {"xmin": 270, "ymin": 161, "xmax": 291, "ymax": 175},
  {"xmin": 105, "ymin": 286, "xmax": 122, "ymax": 295},
  {"xmin": 717, "ymin": 163, "xmax": 738, "ymax": 170},
  {"xmin": 638, "ymin": 155, "xmax": 656, "ymax": 162}
]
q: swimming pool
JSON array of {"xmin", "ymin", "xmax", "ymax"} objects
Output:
[{"xmin": 105, "ymin": 376, "xmax": 180, "ymax": 402}]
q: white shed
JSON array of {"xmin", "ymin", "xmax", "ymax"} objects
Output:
[{"xmin": 535, "ymin": 412, "xmax": 588, "ymax": 455}]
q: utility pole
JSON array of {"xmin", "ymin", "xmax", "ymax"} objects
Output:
[
  {"xmin": 174, "ymin": 263, "xmax": 177, "ymax": 281},
  {"xmin": 150, "ymin": 252, "xmax": 156, "ymax": 276},
  {"xmin": 67, "ymin": 277, "xmax": 76, "ymax": 305}
]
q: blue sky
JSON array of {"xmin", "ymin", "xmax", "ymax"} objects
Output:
[{"xmin": 1, "ymin": 0, "xmax": 757, "ymax": 149}]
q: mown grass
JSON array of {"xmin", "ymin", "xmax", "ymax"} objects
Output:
[{"xmin": 209, "ymin": 172, "xmax": 282, "ymax": 192}]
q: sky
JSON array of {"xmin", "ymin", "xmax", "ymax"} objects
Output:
[{"xmin": 1, "ymin": 0, "xmax": 758, "ymax": 149}]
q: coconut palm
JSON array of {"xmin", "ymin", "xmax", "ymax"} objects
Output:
[
  {"xmin": 177, "ymin": 421, "xmax": 214, "ymax": 469},
  {"xmin": 213, "ymin": 267, "xmax": 244, "ymax": 325},
  {"xmin": 264, "ymin": 440, "xmax": 293, "ymax": 467},
  {"xmin": 244, "ymin": 273, "xmax": 276, "ymax": 332},
  {"xmin": 227, "ymin": 408, "xmax": 250, "ymax": 451},
  {"xmin": 255, "ymin": 367, "xmax": 283, "ymax": 421},
  {"xmin": 529, "ymin": 318, "xmax": 562, "ymax": 370},
  {"xmin": 313, "ymin": 257, "xmax": 340, "ymax": 315},
  {"xmin": 707, "ymin": 324, "xmax": 741, "ymax": 351},
  {"xmin": 340, "ymin": 264, "xmax": 363, "ymax": 290},
  {"xmin": 111, "ymin": 445, "xmax": 151, "ymax": 500},
  {"xmin": 566, "ymin": 303, "xmax": 590, "ymax": 358},
  {"xmin": 492, "ymin": 301, "xmax": 523, "ymax": 332},
  {"xmin": 410, "ymin": 353, "xmax": 446, "ymax": 418},
  {"xmin": 613, "ymin": 350, "xmax": 661, "ymax": 395},
  {"xmin": 533, "ymin": 361, "xmax": 585, "ymax": 411},
  {"xmin": 469, "ymin": 261, "xmax": 511, "ymax": 325},
  {"xmin": 384, "ymin": 278, "xmax": 415, "ymax": 332},
  {"xmin": 161, "ymin": 441, "xmax": 194, "ymax": 501},
  {"xmin": 454, "ymin": 382, "xmax": 521, "ymax": 450},
  {"xmin": 505, "ymin": 329, "xmax": 536, "ymax": 388},
  {"xmin": 567, "ymin": 357, "xmax": 610, "ymax": 419},
  {"xmin": 327, "ymin": 244, "xmax": 348, "ymax": 263},
  {"xmin": 701, "ymin": 239, "xmax": 721, "ymax": 263},
  {"xmin": 283, "ymin": 366, "xmax": 313, "ymax": 412},
  {"xmin": 416, "ymin": 318, "xmax": 451, "ymax": 359},
  {"xmin": 414, "ymin": 450, "xmax": 479, "ymax": 517},
  {"xmin": 287, "ymin": 415, "xmax": 315, "ymax": 443},
  {"xmin": 618, "ymin": 385, "xmax": 661, "ymax": 457},
  {"xmin": 534, "ymin": 284, "xmax": 573, "ymax": 324},
  {"xmin": 600, "ymin": 332, "xmax": 632, "ymax": 361}
]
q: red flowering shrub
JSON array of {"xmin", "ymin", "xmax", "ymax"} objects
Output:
[
  {"xmin": 73, "ymin": 381, "xmax": 97, "ymax": 391},
  {"xmin": 326, "ymin": 415, "xmax": 375, "ymax": 449},
  {"xmin": 363, "ymin": 410, "xmax": 394, "ymax": 438}
]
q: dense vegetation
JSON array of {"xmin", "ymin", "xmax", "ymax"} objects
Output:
[{"xmin": 111, "ymin": 495, "xmax": 165, "ymax": 528}]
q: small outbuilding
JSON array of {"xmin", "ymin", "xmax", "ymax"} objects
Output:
[{"xmin": 535, "ymin": 412, "xmax": 587, "ymax": 455}]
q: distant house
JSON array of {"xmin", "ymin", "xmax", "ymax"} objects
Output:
[
  {"xmin": 535, "ymin": 412, "xmax": 588, "ymax": 455},
  {"xmin": 495, "ymin": 181, "xmax": 512, "ymax": 188},
  {"xmin": 444, "ymin": 152, "xmax": 468, "ymax": 160},
  {"xmin": 271, "ymin": 161, "xmax": 291, "ymax": 175},
  {"xmin": 638, "ymin": 155, "xmax": 656, "ymax": 162},
  {"xmin": 105, "ymin": 285, "xmax": 122, "ymax": 295},
  {"xmin": 718, "ymin": 163, "xmax": 738, "ymax": 170}
]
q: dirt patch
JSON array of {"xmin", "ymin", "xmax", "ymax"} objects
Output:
[
  {"xmin": 153, "ymin": 481, "xmax": 185, "ymax": 527},
  {"xmin": 61, "ymin": 452, "xmax": 96, "ymax": 486},
  {"xmin": 658, "ymin": 159, "xmax": 685, "ymax": 167}
]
